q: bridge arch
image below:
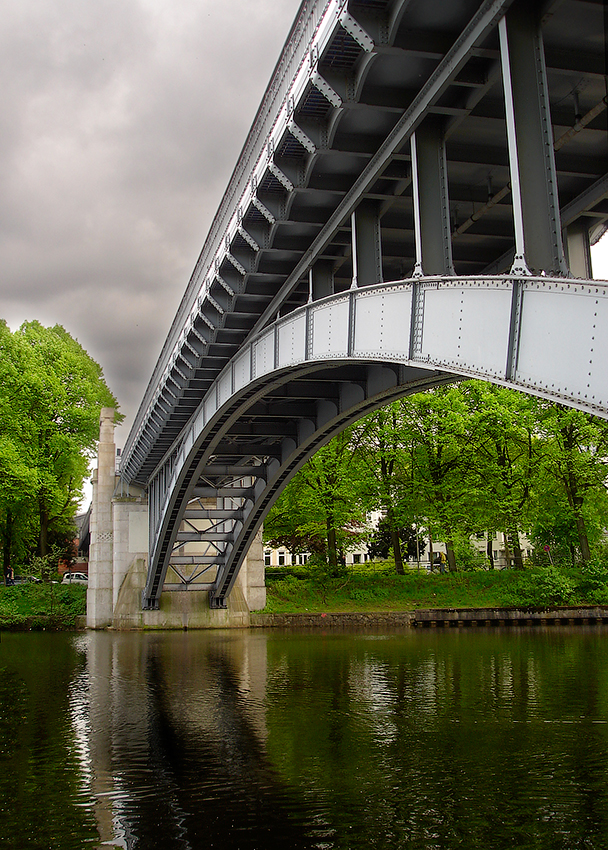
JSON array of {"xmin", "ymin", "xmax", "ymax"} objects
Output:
[
  {"xmin": 142, "ymin": 274, "xmax": 608, "ymax": 609},
  {"xmin": 106, "ymin": 0, "xmax": 608, "ymax": 618}
]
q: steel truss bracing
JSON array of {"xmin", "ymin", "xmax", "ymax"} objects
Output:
[{"xmin": 118, "ymin": 0, "xmax": 608, "ymax": 609}]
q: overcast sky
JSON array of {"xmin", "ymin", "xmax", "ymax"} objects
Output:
[{"xmin": 2, "ymin": 0, "xmax": 607, "ymax": 452}]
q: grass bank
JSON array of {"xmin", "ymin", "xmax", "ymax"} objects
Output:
[
  {"xmin": 263, "ymin": 561, "xmax": 608, "ymax": 614},
  {"xmin": 0, "ymin": 583, "xmax": 86, "ymax": 630},
  {"xmin": 3, "ymin": 562, "xmax": 607, "ymax": 626}
]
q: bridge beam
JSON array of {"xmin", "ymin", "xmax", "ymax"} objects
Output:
[
  {"xmin": 352, "ymin": 201, "xmax": 383, "ymax": 287},
  {"xmin": 310, "ymin": 260, "xmax": 335, "ymax": 301},
  {"xmin": 565, "ymin": 219, "xmax": 593, "ymax": 279},
  {"xmin": 499, "ymin": 1, "xmax": 568, "ymax": 276},
  {"xmin": 411, "ymin": 117, "xmax": 454, "ymax": 276}
]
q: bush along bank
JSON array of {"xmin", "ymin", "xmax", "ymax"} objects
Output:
[
  {"xmin": 0, "ymin": 583, "xmax": 86, "ymax": 630},
  {"xmin": 262, "ymin": 560, "xmax": 608, "ymax": 614}
]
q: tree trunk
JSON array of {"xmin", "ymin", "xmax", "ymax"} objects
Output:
[
  {"xmin": 487, "ymin": 533, "xmax": 495, "ymax": 570},
  {"xmin": 507, "ymin": 526, "xmax": 524, "ymax": 570},
  {"xmin": 2, "ymin": 511, "xmax": 13, "ymax": 584},
  {"xmin": 390, "ymin": 525, "xmax": 404, "ymax": 575},
  {"xmin": 39, "ymin": 505, "xmax": 49, "ymax": 558},
  {"xmin": 428, "ymin": 529, "xmax": 434, "ymax": 571},
  {"xmin": 560, "ymin": 423, "xmax": 591, "ymax": 564},
  {"xmin": 574, "ymin": 512, "xmax": 591, "ymax": 563},
  {"xmin": 326, "ymin": 515, "xmax": 338, "ymax": 572},
  {"xmin": 445, "ymin": 539, "xmax": 457, "ymax": 571}
]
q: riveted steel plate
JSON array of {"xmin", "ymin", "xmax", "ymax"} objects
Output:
[
  {"xmin": 254, "ymin": 329, "xmax": 274, "ymax": 377},
  {"xmin": 278, "ymin": 313, "xmax": 306, "ymax": 366},
  {"xmin": 516, "ymin": 287, "xmax": 608, "ymax": 408},
  {"xmin": 233, "ymin": 349, "xmax": 251, "ymax": 392},
  {"xmin": 203, "ymin": 394, "xmax": 217, "ymax": 424},
  {"xmin": 218, "ymin": 371, "xmax": 232, "ymax": 406},
  {"xmin": 353, "ymin": 288, "xmax": 412, "ymax": 357},
  {"xmin": 311, "ymin": 298, "xmax": 349, "ymax": 358},
  {"xmin": 422, "ymin": 285, "xmax": 511, "ymax": 376}
]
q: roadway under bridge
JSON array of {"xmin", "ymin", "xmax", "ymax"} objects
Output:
[{"xmin": 87, "ymin": 0, "xmax": 608, "ymax": 625}]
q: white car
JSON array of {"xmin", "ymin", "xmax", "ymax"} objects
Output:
[{"xmin": 61, "ymin": 572, "xmax": 88, "ymax": 585}]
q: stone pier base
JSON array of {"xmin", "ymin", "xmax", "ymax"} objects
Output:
[{"xmin": 112, "ymin": 557, "xmax": 251, "ymax": 629}]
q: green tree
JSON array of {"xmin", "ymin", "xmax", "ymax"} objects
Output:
[
  {"xmin": 458, "ymin": 382, "xmax": 538, "ymax": 569},
  {"xmin": 392, "ymin": 387, "xmax": 482, "ymax": 571},
  {"xmin": 355, "ymin": 406, "xmax": 412, "ymax": 573},
  {"xmin": 367, "ymin": 515, "xmax": 426, "ymax": 564},
  {"xmin": 264, "ymin": 428, "xmax": 368, "ymax": 570},
  {"xmin": 531, "ymin": 401, "xmax": 608, "ymax": 564},
  {"xmin": 0, "ymin": 320, "xmax": 120, "ymax": 574}
]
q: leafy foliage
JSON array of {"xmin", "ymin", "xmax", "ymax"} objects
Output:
[
  {"xmin": 0, "ymin": 320, "xmax": 120, "ymax": 574},
  {"xmin": 264, "ymin": 380, "xmax": 608, "ymax": 582},
  {"xmin": 264, "ymin": 427, "xmax": 369, "ymax": 568},
  {"xmin": 0, "ymin": 583, "xmax": 86, "ymax": 629},
  {"xmin": 368, "ymin": 515, "xmax": 426, "ymax": 562}
]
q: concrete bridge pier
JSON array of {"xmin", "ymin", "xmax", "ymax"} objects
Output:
[
  {"xmin": 86, "ymin": 408, "xmax": 117, "ymax": 629},
  {"xmin": 87, "ymin": 408, "xmax": 265, "ymax": 629}
]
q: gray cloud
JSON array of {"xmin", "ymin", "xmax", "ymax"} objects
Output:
[{"xmin": 0, "ymin": 0, "xmax": 301, "ymax": 445}]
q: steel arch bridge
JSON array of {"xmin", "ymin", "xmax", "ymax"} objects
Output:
[{"xmin": 118, "ymin": 0, "xmax": 608, "ymax": 610}]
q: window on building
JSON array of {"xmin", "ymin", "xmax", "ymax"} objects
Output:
[
  {"xmin": 264, "ymin": 551, "xmax": 271, "ymax": 567},
  {"xmin": 353, "ymin": 553, "xmax": 361, "ymax": 564},
  {"xmin": 278, "ymin": 551, "xmax": 285, "ymax": 566}
]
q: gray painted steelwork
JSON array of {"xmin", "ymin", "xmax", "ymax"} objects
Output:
[{"xmin": 116, "ymin": 0, "xmax": 608, "ymax": 609}]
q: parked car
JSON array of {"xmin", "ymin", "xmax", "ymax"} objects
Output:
[
  {"xmin": 61, "ymin": 572, "xmax": 88, "ymax": 585},
  {"xmin": 12, "ymin": 575, "xmax": 42, "ymax": 585}
]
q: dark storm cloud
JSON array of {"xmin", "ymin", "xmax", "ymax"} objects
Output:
[{"xmin": 0, "ymin": 0, "xmax": 301, "ymax": 443}]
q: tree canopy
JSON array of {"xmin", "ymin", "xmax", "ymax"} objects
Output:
[
  {"xmin": 264, "ymin": 380, "xmax": 608, "ymax": 572},
  {"xmin": 0, "ymin": 320, "xmax": 120, "ymax": 577}
]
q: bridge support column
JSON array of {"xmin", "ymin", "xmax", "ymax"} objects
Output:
[
  {"xmin": 87, "ymin": 408, "xmax": 117, "ymax": 629},
  {"xmin": 235, "ymin": 527, "xmax": 266, "ymax": 611},
  {"xmin": 499, "ymin": 1, "xmax": 567, "ymax": 275},
  {"xmin": 310, "ymin": 260, "xmax": 335, "ymax": 300},
  {"xmin": 411, "ymin": 117, "xmax": 453, "ymax": 276},
  {"xmin": 112, "ymin": 492, "xmax": 148, "ymax": 611},
  {"xmin": 565, "ymin": 219, "xmax": 593, "ymax": 278},
  {"xmin": 352, "ymin": 201, "xmax": 382, "ymax": 287}
]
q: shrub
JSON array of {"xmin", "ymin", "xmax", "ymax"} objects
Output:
[
  {"xmin": 510, "ymin": 566, "xmax": 576, "ymax": 606},
  {"xmin": 452, "ymin": 538, "xmax": 487, "ymax": 571},
  {"xmin": 576, "ymin": 560, "xmax": 608, "ymax": 604}
]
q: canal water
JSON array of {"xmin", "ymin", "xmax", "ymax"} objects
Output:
[{"xmin": 2, "ymin": 627, "xmax": 608, "ymax": 850}]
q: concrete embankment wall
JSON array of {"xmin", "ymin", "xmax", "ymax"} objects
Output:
[{"xmin": 251, "ymin": 606, "xmax": 608, "ymax": 629}]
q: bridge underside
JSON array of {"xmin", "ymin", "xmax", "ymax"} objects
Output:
[{"xmin": 114, "ymin": 0, "xmax": 608, "ymax": 611}]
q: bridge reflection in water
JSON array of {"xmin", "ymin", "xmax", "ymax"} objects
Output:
[{"xmin": 66, "ymin": 628, "xmax": 608, "ymax": 849}]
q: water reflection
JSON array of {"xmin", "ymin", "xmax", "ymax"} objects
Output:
[{"xmin": 2, "ymin": 627, "xmax": 608, "ymax": 849}]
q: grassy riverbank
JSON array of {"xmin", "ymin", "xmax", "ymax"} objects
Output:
[
  {"xmin": 263, "ymin": 561, "xmax": 608, "ymax": 613},
  {"xmin": 3, "ymin": 561, "xmax": 608, "ymax": 626},
  {"xmin": 0, "ymin": 583, "xmax": 86, "ymax": 630}
]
